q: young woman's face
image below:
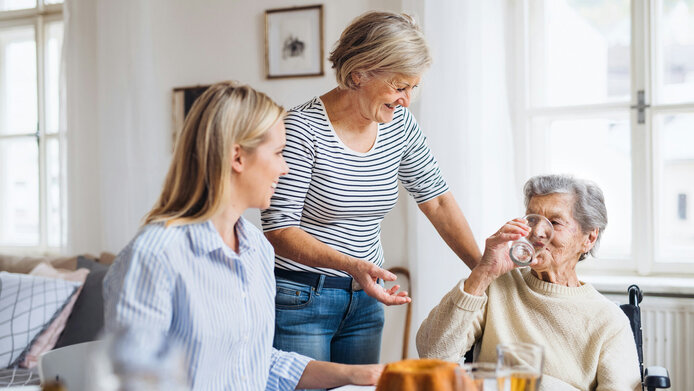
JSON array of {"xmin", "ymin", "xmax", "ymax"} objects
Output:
[
  {"xmin": 355, "ymin": 73, "xmax": 420, "ymax": 124},
  {"xmin": 239, "ymin": 119, "xmax": 289, "ymax": 210}
]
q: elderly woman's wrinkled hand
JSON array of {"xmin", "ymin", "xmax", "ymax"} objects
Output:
[{"xmin": 478, "ymin": 218, "xmax": 532, "ymax": 279}]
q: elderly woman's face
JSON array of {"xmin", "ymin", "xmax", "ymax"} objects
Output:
[
  {"xmin": 355, "ymin": 73, "xmax": 420, "ymax": 124},
  {"xmin": 526, "ymin": 193, "xmax": 594, "ymax": 272}
]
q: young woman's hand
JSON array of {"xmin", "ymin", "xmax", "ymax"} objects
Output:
[{"xmin": 347, "ymin": 363, "xmax": 384, "ymax": 385}]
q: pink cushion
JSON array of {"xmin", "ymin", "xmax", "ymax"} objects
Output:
[{"xmin": 19, "ymin": 264, "xmax": 89, "ymax": 368}]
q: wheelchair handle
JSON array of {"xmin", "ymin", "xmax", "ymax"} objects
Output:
[{"xmin": 628, "ymin": 284, "xmax": 643, "ymax": 305}]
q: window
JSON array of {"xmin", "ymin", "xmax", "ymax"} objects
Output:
[
  {"xmin": 0, "ymin": 0, "xmax": 64, "ymax": 252},
  {"xmin": 517, "ymin": 0, "xmax": 694, "ymax": 274}
]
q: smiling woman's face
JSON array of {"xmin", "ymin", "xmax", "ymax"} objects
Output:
[
  {"xmin": 526, "ymin": 193, "xmax": 593, "ymax": 273},
  {"xmin": 354, "ymin": 73, "xmax": 420, "ymax": 124}
]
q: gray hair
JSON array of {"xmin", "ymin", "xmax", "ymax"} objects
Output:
[
  {"xmin": 523, "ymin": 175, "xmax": 607, "ymax": 261},
  {"xmin": 328, "ymin": 11, "xmax": 432, "ymax": 90}
]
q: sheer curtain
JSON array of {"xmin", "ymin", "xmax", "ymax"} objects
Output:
[
  {"xmin": 406, "ymin": 0, "xmax": 519, "ymax": 356},
  {"xmin": 64, "ymin": 0, "xmax": 166, "ymax": 254}
]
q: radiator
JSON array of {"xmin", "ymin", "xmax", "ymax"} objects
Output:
[{"xmin": 640, "ymin": 296, "xmax": 694, "ymax": 391}]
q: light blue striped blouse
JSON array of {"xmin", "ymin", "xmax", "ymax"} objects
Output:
[
  {"xmin": 103, "ymin": 217, "xmax": 311, "ymax": 390},
  {"xmin": 262, "ymin": 97, "xmax": 449, "ymax": 277}
]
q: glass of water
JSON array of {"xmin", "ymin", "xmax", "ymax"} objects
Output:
[
  {"xmin": 509, "ymin": 214, "xmax": 554, "ymax": 266},
  {"xmin": 497, "ymin": 342, "xmax": 544, "ymax": 391},
  {"xmin": 459, "ymin": 362, "xmax": 508, "ymax": 391}
]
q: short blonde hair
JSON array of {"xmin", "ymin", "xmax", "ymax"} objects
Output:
[
  {"xmin": 145, "ymin": 81, "xmax": 284, "ymax": 226},
  {"xmin": 329, "ymin": 11, "xmax": 431, "ymax": 89}
]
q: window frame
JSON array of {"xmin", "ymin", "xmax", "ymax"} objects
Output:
[
  {"xmin": 514, "ymin": 0, "xmax": 694, "ymax": 277},
  {"xmin": 0, "ymin": 0, "xmax": 64, "ymax": 254}
]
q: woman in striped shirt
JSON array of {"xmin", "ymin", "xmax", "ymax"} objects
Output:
[
  {"xmin": 104, "ymin": 82, "xmax": 382, "ymax": 390},
  {"xmin": 261, "ymin": 11, "xmax": 482, "ymax": 367}
]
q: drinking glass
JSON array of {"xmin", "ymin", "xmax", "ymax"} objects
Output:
[
  {"xmin": 509, "ymin": 214, "xmax": 554, "ymax": 266},
  {"xmin": 86, "ymin": 327, "xmax": 189, "ymax": 391},
  {"xmin": 496, "ymin": 343, "xmax": 544, "ymax": 391},
  {"xmin": 458, "ymin": 362, "xmax": 508, "ymax": 391}
]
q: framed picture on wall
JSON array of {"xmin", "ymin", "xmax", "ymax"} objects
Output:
[
  {"xmin": 265, "ymin": 5, "xmax": 324, "ymax": 79},
  {"xmin": 172, "ymin": 85, "xmax": 210, "ymax": 149}
]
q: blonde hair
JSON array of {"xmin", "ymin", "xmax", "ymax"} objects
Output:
[
  {"xmin": 145, "ymin": 81, "xmax": 284, "ymax": 226},
  {"xmin": 329, "ymin": 11, "xmax": 431, "ymax": 90}
]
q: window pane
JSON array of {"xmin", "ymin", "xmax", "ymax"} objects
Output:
[
  {"xmin": 0, "ymin": 25, "xmax": 37, "ymax": 135},
  {"xmin": 44, "ymin": 0, "xmax": 62, "ymax": 4},
  {"xmin": 528, "ymin": 0, "xmax": 630, "ymax": 107},
  {"xmin": 0, "ymin": 0, "xmax": 36, "ymax": 11},
  {"xmin": 45, "ymin": 20, "xmax": 63, "ymax": 134},
  {"xmin": 0, "ymin": 137, "xmax": 39, "ymax": 246},
  {"xmin": 46, "ymin": 137, "xmax": 62, "ymax": 247},
  {"xmin": 655, "ymin": 0, "xmax": 694, "ymax": 104},
  {"xmin": 529, "ymin": 116, "xmax": 631, "ymax": 258},
  {"xmin": 654, "ymin": 113, "xmax": 694, "ymax": 262}
]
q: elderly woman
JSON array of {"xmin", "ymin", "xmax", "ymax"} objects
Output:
[
  {"xmin": 104, "ymin": 82, "xmax": 382, "ymax": 390},
  {"xmin": 261, "ymin": 11, "xmax": 481, "ymax": 365},
  {"xmin": 416, "ymin": 175, "xmax": 641, "ymax": 391}
]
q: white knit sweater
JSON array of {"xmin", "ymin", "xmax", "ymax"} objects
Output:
[{"xmin": 416, "ymin": 268, "xmax": 641, "ymax": 391}]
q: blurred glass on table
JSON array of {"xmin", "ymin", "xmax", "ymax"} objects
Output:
[
  {"xmin": 459, "ymin": 361, "xmax": 507, "ymax": 391},
  {"xmin": 86, "ymin": 327, "xmax": 189, "ymax": 391},
  {"xmin": 496, "ymin": 343, "xmax": 544, "ymax": 391}
]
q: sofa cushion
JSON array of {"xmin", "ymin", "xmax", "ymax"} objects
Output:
[
  {"xmin": 0, "ymin": 254, "xmax": 78, "ymax": 274},
  {"xmin": 19, "ymin": 264, "xmax": 89, "ymax": 368},
  {"xmin": 54, "ymin": 256, "xmax": 109, "ymax": 349},
  {"xmin": 0, "ymin": 272, "xmax": 80, "ymax": 368}
]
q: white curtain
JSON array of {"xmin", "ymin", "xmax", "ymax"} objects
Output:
[
  {"xmin": 64, "ymin": 0, "xmax": 167, "ymax": 254},
  {"xmin": 406, "ymin": 0, "xmax": 519, "ymax": 357}
]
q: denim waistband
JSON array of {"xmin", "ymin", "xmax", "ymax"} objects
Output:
[{"xmin": 274, "ymin": 268, "xmax": 354, "ymax": 291}]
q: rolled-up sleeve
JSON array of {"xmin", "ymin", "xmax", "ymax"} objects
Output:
[
  {"xmin": 398, "ymin": 109, "xmax": 449, "ymax": 204},
  {"xmin": 265, "ymin": 348, "xmax": 312, "ymax": 391},
  {"xmin": 261, "ymin": 111, "xmax": 316, "ymax": 231}
]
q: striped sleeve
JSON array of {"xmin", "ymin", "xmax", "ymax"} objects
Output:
[
  {"xmin": 265, "ymin": 348, "xmax": 312, "ymax": 391},
  {"xmin": 398, "ymin": 109, "xmax": 449, "ymax": 203},
  {"xmin": 103, "ymin": 241, "xmax": 174, "ymax": 334},
  {"xmin": 261, "ymin": 110, "xmax": 316, "ymax": 231}
]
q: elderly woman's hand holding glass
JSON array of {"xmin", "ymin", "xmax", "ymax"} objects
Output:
[{"xmin": 417, "ymin": 175, "xmax": 643, "ymax": 391}]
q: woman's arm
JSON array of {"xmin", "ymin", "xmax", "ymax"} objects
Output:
[
  {"xmin": 416, "ymin": 218, "xmax": 531, "ymax": 360},
  {"xmin": 415, "ymin": 279, "xmax": 487, "ymax": 361},
  {"xmin": 295, "ymin": 361, "xmax": 383, "ymax": 389},
  {"xmin": 265, "ymin": 227, "xmax": 410, "ymax": 306},
  {"xmin": 595, "ymin": 323, "xmax": 642, "ymax": 391},
  {"xmin": 418, "ymin": 192, "xmax": 482, "ymax": 269}
]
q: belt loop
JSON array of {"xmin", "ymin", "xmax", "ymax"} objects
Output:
[{"xmin": 316, "ymin": 274, "xmax": 325, "ymax": 294}]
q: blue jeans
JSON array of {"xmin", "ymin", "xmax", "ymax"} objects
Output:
[{"xmin": 273, "ymin": 276, "xmax": 385, "ymax": 365}]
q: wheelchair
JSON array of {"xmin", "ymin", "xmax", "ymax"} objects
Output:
[{"xmin": 620, "ymin": 285, "xmax": 670, "ymax": 391}]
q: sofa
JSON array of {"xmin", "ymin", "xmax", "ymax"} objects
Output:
[{"xmin": 0, "ymin": 253, "xmax": 114, "ymax": 387}]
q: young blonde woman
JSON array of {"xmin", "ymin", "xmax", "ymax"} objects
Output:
[
  {"xmin": 262, "ymin": 11, "xmax": 481, "ymax": 366},
  {"xmin": 103, "ymin": 81, "xmax": 382, "ymax": 390}
]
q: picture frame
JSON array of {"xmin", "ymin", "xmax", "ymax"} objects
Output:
[
  {"xmin": 172, "ymin": 85, "xmax": 210, "ymax": 149},
  {"xmin": 265, "ymin": 5, "xmax": 324, "ymax": 79}
]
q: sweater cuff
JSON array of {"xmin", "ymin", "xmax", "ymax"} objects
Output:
[{"xmin": 452, "ymin": 279, "xmax": 487, "ymax": 311}]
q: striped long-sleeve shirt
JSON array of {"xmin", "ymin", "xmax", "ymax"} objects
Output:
[
  {"xmin": 103, "ymin": 217, "xmax": 311, "ymax": 390},
  {"xmin": 261, "ymin": 97, "xmax": 449, "ymax": 277}
]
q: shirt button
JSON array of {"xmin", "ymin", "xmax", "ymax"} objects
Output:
[{"xmin": 241, "ymin": 291, "xmax": 247, "ymax": 299}]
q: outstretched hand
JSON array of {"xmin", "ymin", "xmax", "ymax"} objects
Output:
[{"xmin": 350, "ymin": 260, "xmax": 411, "ymax": 306}]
